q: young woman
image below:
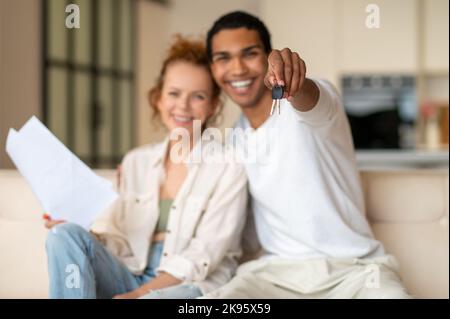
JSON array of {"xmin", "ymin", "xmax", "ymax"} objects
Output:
[{"xmin": 44, "ymin": 35, "xmax": 248, "ymax": 299}]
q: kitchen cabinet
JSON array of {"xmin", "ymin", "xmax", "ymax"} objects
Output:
[
  {"xmin": 336, "ymin": 0, "xmax": 419, "ymax": 74},
  {"xmin": 422, "ymin": 0, "xmax": 449, "ymax": 73}
]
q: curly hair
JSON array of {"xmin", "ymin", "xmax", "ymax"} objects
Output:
[{"xmin": 148, "ymin": 34, "xmax": 223, "ymax": 129}]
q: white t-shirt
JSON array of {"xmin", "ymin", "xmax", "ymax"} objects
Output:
[{"xmin": 229, "ymin": 79, "xmax": 384, "ymax": 260}]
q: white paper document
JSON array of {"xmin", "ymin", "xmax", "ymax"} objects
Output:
[{"xmin": 6, "ymin": 116, "xmax": 118, "ymax": 229}]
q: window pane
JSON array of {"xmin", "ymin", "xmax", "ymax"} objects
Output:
[
  {"xmin": 74, "ymin": 71, "xmax": 91, "ymax": 159},
  {"xmin": 98, "ymin": 76, "xmax": 113, "ymax": 161},
  {"xmin": 119, "ymin": 0, "xmax": 132, "ymax": 71},
  {"xmin": 98, "ymin": 0, "xmax": 113, "ymax": 69},
  {"xmin": 47, "ymin": 0, "xmax": 67, "ymax": 60},
  {"xmin": 48, "ymin": 67, "xmax": 68, "ymax": 144},
  {"xmin": 73, "ymin": 0, "xmax": 91, "ymax": 65},
  {"xmin": 119, "ymin": 79, "xmax": 133, "ymax": 155},
  {"xmin": 44, "ymin": 0, "xmax": 134, "ymax": 169}
]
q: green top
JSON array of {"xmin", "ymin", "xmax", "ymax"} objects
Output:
[{"xmin": 156, "ymin": 199, "xmax": 173, "ymax": 232}]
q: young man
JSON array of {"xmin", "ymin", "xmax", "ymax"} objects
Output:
[{"xmin": 204, "ymin": 11, "xmax": 410, "ymax": 298}]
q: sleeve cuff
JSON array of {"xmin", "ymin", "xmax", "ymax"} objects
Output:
[{"xmin": 157, "ymin": 254, "xmax": 209, "ymax": 282}]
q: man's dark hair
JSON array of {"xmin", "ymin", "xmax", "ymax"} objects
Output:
[{"xmin": 206, "ymin": 11, "xmax": 272, "ymax": 61}]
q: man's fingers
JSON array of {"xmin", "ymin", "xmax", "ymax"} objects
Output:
[
  {"xmin": 268, "ymin": 50, "xmax": 285, "ymax": 86},
  {"xmin": 289, "ymin": 52, "xmax": 306, "ymax": 99},
  {"xmin": 299, "ymin": 57, "xmax": 307, "ymax": 92},
  {"xmin": 269, "ymin": 49, "xmax": 307, "ymax": 98},
  {"xmin": 269, "ymin": 75, "xmax": 276, "ymax": 87},
  {"xmin": 280, "ymin": 48, "xmax": 293, "ymax": 95},
  {"xmin": 264, "ymin": 74, "xmax": 276, "ymax": 89},
  {"xmin": 288, "ymin": 53, "xmax": 300, "ymax": 98}
]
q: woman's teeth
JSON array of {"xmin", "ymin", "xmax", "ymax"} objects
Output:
[
  {"xmin": 230, "ymin": 79, "xmax": 252, "ymax": 88},
  {"xmin": 173, "ymin": 115, "xmax": 193, "ymax": 123}
]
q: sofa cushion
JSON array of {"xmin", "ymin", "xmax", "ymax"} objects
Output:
[
  {"xmin": 0, "ymin": 171, "xmax": 43, "ymax": 222},
  {"xmin": 372, "ymin": 220, "xmax": 449, "ymax": 299},
  {"xmin": 361, "ymin": 170, "xmax": 448, "ymax": 223},
  {"xmin": 0, "ymin": 219, "xmax": 48, "ymax": 298}
]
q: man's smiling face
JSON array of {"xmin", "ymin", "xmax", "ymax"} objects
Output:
[{"xmin": 210, "ymin": 27, "xmax": 269, "ymax": 109}]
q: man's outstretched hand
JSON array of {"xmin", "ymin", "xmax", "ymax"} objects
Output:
[
  {"xmin": 264, "ymin": 48, "xmax": 319, "ymax": 111},
  {"xmin": 264, "ymin": 48, "xmax": 306, "ymax": 101}
]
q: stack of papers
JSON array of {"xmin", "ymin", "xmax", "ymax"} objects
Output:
[{"xmin": 6, "ymin": 116, "xmax": 118, "ymax": 229}]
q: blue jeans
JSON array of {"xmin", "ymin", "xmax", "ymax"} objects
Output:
[{"xmin": 46, "ymin": 223, "xmax": 202, "ymax": 299}]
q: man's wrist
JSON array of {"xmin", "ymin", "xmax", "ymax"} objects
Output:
[{"xmin": 291, "ymin": 79, "xmax": 319, "ymax": 111}]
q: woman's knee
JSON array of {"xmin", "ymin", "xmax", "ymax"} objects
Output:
[{"xmin": 46, "ymin": 223, "xmax": 90, "ymax": 251}]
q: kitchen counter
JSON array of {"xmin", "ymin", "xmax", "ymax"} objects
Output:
[{"xmin": 355, "ymin": 149, "xmax": 449, "ymax": 170}]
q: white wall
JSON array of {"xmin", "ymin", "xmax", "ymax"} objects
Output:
[
  {"xmin": 260, "ymin": 0, "xmax": 339, "ymax": 87},
  {"xmin": 0, "ymin": 0, "xmax": 42, "ymax": 168},
  {"xmin": 336, "ymin": 0, "xmax": 419, "ymax": 74},
  {"xmin": 135, "ymin": 0, "xmax": 170, "ymax": 146},
  {"xmin": 167, "ymin": 0, "xmax": 259, "ymax": 37},
  {"xmin": 423, "ymin": 0, "xmax": 449, "ymax": 73}
]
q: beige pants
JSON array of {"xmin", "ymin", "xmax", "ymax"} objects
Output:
[{"xmin": 203, "ymin": 255, "xmax": 411, "ymax": 299}]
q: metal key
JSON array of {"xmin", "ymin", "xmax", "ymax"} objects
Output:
[{"xmin": 270, "ymin": 85, "xmax": 284, "ymax": 115}]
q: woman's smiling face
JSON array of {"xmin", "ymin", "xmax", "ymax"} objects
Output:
[{"xmin": 157, "ymin": 61, "xmax": 217, "ymax": 135}]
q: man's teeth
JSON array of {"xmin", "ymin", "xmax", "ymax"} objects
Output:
[
  {"xmin": 230, "ymin": 80, "xmax": 252, "ymax": 88},
  {"xmin": 173, "ymin": 115, "xmax": 192, "ymax": 123}
]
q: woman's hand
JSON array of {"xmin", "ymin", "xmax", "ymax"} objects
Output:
[
  {"xmin": 43, "ymin": 213, "xmax": 65, "ymax": 229},
  {"xmin": 113, "ymin": 273, "xmax": 181, "ymax": 299},
  {"xmin": 113, "ymin": 287, "xmax": 148, "ymax": 299}
]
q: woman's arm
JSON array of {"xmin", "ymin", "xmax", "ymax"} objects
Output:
[{"xmin": 113, "ymin": 272, "xmax": 182, "ymax": 299}]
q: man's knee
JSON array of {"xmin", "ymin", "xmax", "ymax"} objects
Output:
[
  {"xmin": 358, "ymin": 284, "xmax": 412, "ymax": 299},
  {"xmin": 378, "ymin": 286, "xmax": 412, "ymax": 299},
  {"xmin": 205, "ymin": 275, "xmax": 256, "ymax": 299}
]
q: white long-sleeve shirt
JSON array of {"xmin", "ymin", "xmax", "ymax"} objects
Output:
[{"xmin": 230, "ymin": 79, "xmax": 384, "ymax": 260}]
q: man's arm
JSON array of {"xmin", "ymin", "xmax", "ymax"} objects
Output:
[{"xmin": 289, "ymin": 78, "xmax": 320, "ymax": 112}]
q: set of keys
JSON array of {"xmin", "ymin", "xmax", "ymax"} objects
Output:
[{"xmin": 270, "ymin": 85, "xmax": 284, "ymax": 115}]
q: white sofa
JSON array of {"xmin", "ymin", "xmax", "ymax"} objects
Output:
[{"xmin": 0, "ymin": 169, "xmax": 448, "ymax": 299}]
